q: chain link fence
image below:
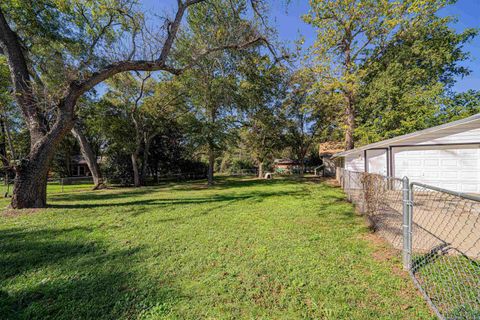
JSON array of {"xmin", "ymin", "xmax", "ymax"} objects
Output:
[
  {"xmin": 0, "ymin": 177, "xmax": 96, "ymax": 197},
  {"xmin": 1, "ymin": 172, "xmax": 209, "ymax": 198},
  {"xmin": 337, "ymin": 168, "xmax": 480, "ymax": 319}
]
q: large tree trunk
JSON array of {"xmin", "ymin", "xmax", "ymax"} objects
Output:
[
  {"xmin": 258, "ymin": 161, "xmax": 264, "ymax": 179},
  {"xmin": 11, "ymin": 161, "xmax": 49, "ymax": 208},
  {"xmin": 131, "ymin": 152, "xmax": 141, "ymax": 187},
  {"xmin": 345, "ymin": 93, "xmax": 355, "ymax": 150},
  {"xmin": 71, "ymin": 124, "xmax": 105, "ymax": 190},
  {"xmin": 207, "ymin": 144, "xmax": 214, "ymax": 186},
  {"xmin": 11, "ymin": 119, "xmax": 74, "ymax": 208}
]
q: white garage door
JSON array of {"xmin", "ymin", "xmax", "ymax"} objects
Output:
[{"xmin": 393, "ymin": 145, "xmax": 480, "ymax": 193}]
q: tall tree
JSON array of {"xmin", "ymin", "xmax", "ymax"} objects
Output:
[
  {"xmin": 104, "ymin": 72, "xmax": 156, "ymax": 187},
  {"xmin": 242, "ymin": 107, "xmax": 285, "ymax": 178},
  {"xmin": 239, "ymin": 55, "xmax": 287, "ymax": 178},
  {"xmin": 142, "ymin": 79, "xmax": 187, "ymax": 182},
  {"xmin": 304, "ymin": 0, "xmax": 447, "ymax": 150},
  {"xmin": 356, "ymin": 13, "xmax": 476, "ymax": 144},
  {"xmin": 0, "ymin": 0, "xmax": 268, "ymax": 208},
  {"xmin": 99, "ymin": 75, "xmax": 186, "ymax": 186},
  {"xmin": 177, "ymin": 0, "xmax": 265, "ymax": 185},
  {"xmin": 283, "ymin": 71, "xmax": 321, "ymax": 175},
  {"xmin": 180, "ymin": 63, "xmax": 238, "ymax": 185}
]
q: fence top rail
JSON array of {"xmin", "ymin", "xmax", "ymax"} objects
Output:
[
  {"xmin": 411, "ymin": 181, "xmax": 480, "ymax": 202},
  {"xmin": 341, "ymin": 169, "xmax": 404, "ymax": 183}
]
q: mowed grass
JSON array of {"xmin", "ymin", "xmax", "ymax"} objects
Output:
[
  {"xmin": 0, "ymin": 182, "xmax": 95, "ymax": 197},
  {"xmin": 0, "ymin": 177, "xmax": 433, "ymax": 319},
  {"xmin": 412, "ymin": 253, "xmax": 480, "ymax": 319}
]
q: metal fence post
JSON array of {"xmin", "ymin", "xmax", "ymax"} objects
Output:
[
  {"xmin": 347, "ymin": 171, "xmax": 351, "ymax": 201},
  {"xmin": 407, "ymin": 183, "xmax": 413, "ymax": 269},
  {"xmin": 402, "ymin": 177, "xmax": 412, "ymax": 269}
]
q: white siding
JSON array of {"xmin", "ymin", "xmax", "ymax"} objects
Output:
[
  {"xmin": 397, "ymin": 121, "xmax": 480, "ymax": 146},
  {"xmin": 345, "ymin": 152, "xmax": 365, "ymax": 172},
  {"xmin": 392, "ymin": 145, "xmax": 480, "ymax": 193},
  {"xmin": 366, "ymin": 149, "xmax": 387, "ymax": 175}
]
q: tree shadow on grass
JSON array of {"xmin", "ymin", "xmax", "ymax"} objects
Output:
[
  {"xmin": 0, "ymin": 227, "xmax": 178, "ymax": 319},
  {"xmin": 48, "ymin": 177, "xmax": 311, "ymax": 206},
  {"xmin": 206, "ymin": 176, "xmax": 306, "ymax": 188},
  {"xmin": 48, "ymin": 189, "xmax": 308, "ymax": 210},
  {"xmin": 48, "ymin": 187, "xmax": 160, "ymax": 202},
  {"xmin": 166, "ymin": 176, "xmax": 313, "ymax": 191}
]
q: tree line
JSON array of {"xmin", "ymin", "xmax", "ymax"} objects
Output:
[{"xmin": 0, "ymin": 0, "xmax": 478, "ymax": 208}]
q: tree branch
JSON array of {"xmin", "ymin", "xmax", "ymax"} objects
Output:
[
  {"xmin": 67, "ymin": 36, "xmax": 267, "ymax": 107},
  {"xmin": 0, "ymin": 6, "xmax": 46, "ymax": 144}
]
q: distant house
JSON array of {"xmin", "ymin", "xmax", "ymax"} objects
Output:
[
  {"xmin": 318, "ymin": 142, "xmax": 344, "ymax": 177},
  {"xmin": 70, "ymin": 155, "xmax": 104, "ymax": 177},
  {"xmin": 274, "ymin": 158, "xmax": 300, "ymax": 174},
  {"xmin": 333, "ymin": 114, "xmax": 480, "ymax": 193}
]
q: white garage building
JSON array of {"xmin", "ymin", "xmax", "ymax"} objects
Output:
[{"xmin": 333, "ymin": 113, "xmax": 480, "ymax": 193}]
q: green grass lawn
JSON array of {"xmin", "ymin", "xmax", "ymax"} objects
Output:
[
  {"xmin": 412, "ymin": 253, "xmax": 480, "ymax": 319},
  {"xmin": 0, "ymin": 182, "xmax": 95, "ymax": 198},
  {"xmin": 0, "ymin": 177, "xmax": 433, "ymax": 319}
]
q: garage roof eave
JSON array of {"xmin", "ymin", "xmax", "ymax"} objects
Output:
[{"xmin": 332, "ymin": 113, "xmax": 480, "ymax": 159}]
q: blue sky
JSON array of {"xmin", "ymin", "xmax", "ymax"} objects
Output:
[{"xmin": 141, "ymin": 0, "xmax": 479, "ymax": 93}]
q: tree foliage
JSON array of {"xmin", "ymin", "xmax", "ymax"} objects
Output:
[
  {"xmin": 304, "ymin": 0, "xmax": 451, "ymax": 149},
  {"xmin": 356, "ymin": 13, "xmax": 476, "ymax": 144}
]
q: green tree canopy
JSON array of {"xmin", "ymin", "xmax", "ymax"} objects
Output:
[
  {"xmin": 356, "ymin": 13, "xmax": 476, "ymax": 144},
  {"xmin": 304, "ymin": 0, "xmax": 450, "ymax": 149}
]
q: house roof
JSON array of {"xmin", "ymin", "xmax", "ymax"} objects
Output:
[
  {"xmin": 333, "ymin": 113, "xmax": 480, "ymax": 158},
  {"xmin": 274, "ymin": 158, "xmax": 298, "ymax": 165},
  {"xmin": 71, "ymin": 155, "xmax": 105, "ymax": 164},
  {"xmin": 318, "ymin": 141, "xmax": 344, "ymax": 156}
]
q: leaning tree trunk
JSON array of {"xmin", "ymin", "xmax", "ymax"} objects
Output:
[
  {"xmin": 71, "ymin": 124, "xmax": 105, "ymax": 190},
  {"xmin": 207, "ymin": 143, "xmax": 214, "ymax": 186},
  {"xmin": 131, "ymin": 151, "xmax": 141, "ymax": 187}
]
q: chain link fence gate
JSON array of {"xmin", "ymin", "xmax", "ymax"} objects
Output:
[{"xmin": 337, "ymin": 168, "xmax": 480, "ymax": 320}]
